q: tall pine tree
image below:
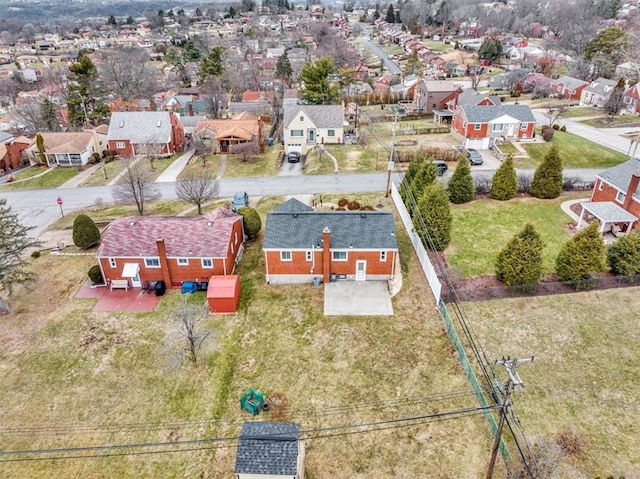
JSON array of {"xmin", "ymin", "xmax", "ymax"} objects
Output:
[
  {"xmin": 447, "ymin": 157, "xmax": 474, "ymax": 204},
  {"xmin": 490, "ymin": 154, "xmax": 517, "ymax": 200},
  {"xmin": 556, "ymin": 221, "xmax": 606, "ymax": 284},
  {"xmin": 417, "ymin": 182, "xmax": 452, "ymax": 251},
  {"xmin": 495, "ymin": 223, "xmax": 545, "ymax": 287},
  {"xmin": 530, "ymin": 143, "xmax": 563, "ymax": 199},
  {"xmin": 385, "ymin": 4, "xmax": 395, "ymax": 23}
]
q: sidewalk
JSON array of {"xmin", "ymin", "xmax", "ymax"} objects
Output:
[
  {"xmin": 58, "ymin": 163, "xmax": 105, "ymax": 188},
  {"xmin": 155, "ymin": 149, "xmax": 194, "ymax": 182}
]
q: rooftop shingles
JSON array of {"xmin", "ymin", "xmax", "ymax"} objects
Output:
[
  {"xmin": 598, "ymin": 158, "xmax": 640, "ymax": 198},
  {"xmin": 107, "ymin": 111, "xmax": 176, "ymax": 144},
  {"xmin": 97, "ymin": 208, "xmax": 241, "ymax": 258},
  {"xmin": 461, "ymin": 104, "xmax": 536, "ymax": 123},
  {"xmin": 283, "ymin": 104, "xmax": 344, "ymax": 129},
  {"xmin": 235, "ymin": 422, "xmax": 300, "ymax": 476}
]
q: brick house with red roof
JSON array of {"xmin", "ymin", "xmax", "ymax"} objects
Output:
[
  {"xmin": 621, "ymin": 84, "xmax": 640, "ymax": 115},
  {"xmin": 96, "ymin": 208, "xmax": 244, "ymax": 289}
]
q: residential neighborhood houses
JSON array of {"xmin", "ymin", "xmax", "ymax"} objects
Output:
[{"xmin": 1, "ymin": 0, "xmax": 640, "ymax": 477}]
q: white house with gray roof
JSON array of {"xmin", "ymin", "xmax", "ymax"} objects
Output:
[
  {"xmin": 579, "ymin": 77, "xmax": 619, "ymax": 108},
  {"xmin": 283, "ymin": 104, "xmax": 344, "ymax": 155}
]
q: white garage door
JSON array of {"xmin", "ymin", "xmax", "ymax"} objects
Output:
[
  {"xmin": 464, "ymin": 138, "xmax": 487, "ymax": 150},
  {"xmin": 287, "ymin": 144, "xmax": 302, "ymax": 154}
]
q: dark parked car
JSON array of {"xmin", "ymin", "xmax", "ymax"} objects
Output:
[
  {"xmin": 434, "ymin": 160, "xmax": 448, "ymax": 176},
  {"xmin": 231, "ymin": 191, "xmax": 249, "ymax": 211},
  {"xmin": 465, "ymin": 148, "xmax": 484, "ymax": 165},
  {"xmin": 287, "ymin": 151, "xmax": 300, "ymax": 163}
]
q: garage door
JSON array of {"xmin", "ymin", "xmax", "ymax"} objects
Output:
[
  {"xmin": 465, "ymin": 138, "xmax": 487, "ymax": 150},
  {"xmin": 287, "ymin": 144, "xmax": 302, "ymax": 154}
]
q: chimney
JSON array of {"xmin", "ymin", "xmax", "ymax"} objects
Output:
[
  {"xmin": 188, "ymin": 103, "xmax": 194, "ymax": 116},
  {"xmin": 156, "ymin": 238, "xmax": 172, "ymax": 287},
  {"xmin": 624, "ymin": 174, "xmax": 640, "ymax": 211},
  {"xmin": 322, "ymin": 227, "xmax": 331, "ymax": 284}
]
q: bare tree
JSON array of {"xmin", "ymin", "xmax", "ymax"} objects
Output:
[
  {"xmin": 97, "ymin": 47, "xmax": 159, "ymax": 100},
  {"xmin": 200, "ymin": 77, "xmax": 227, "ymax": 119},
  {"xmin": 173, "ymin": 299, "xmax": 211, "ymax": 364},
  {"xmin": 112, "ymin": 159, "xmax": 161, "ymax": 215},
  {"xmin": 175, "ymin": 168, "xmax": 220, "ymax": 214},
  {"xmin": 0, "ymin": 77, "xmax": 20, "ymax": 107},
  {"xmin": 544, "ymin": 104, "xmax": 569, "ymax": 126},
  {"xmin": 229, "ymin": 139, "xmax": 261, "ymax": 162},
  {"xmin": 13, "ymin": 98, "xmax": 47, "ymax": 135}
]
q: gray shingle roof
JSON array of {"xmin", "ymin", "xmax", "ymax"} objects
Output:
[
  {"xmin": 263, "ymin": 198, "xmax": 398, "ymax": 250},
  {"xmin": 107, "ymin": 111, "xmax": 177, "ymax": 144},
  {"xmin": 551, "ymin": 75, "xmax": 589, "ymax": 90},
  {"xmin": 460, "ymin": 104, "xmax": 536, "ymax": 123},
  {"xmin": 584, "ymin": 77, "xmax": 617, "ymax": 97},
  {"xmin": 283, "ymin": 104, "xmax": 344, "ymax": 129},
  {"xmin": 598, "ymin": 158, "xmax": 640, "ymax": 199},
  {"xmin": 235, "ymin": 422, "xmax": 300, "ymax": 476}
]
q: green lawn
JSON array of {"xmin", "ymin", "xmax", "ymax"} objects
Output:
[
  {"xmin": 560, "ymin": 106, "xmax": 601, "ymax": 118},
  {"xmin": 447, "ymin": 194, "xmax": 589, "ymax": 277},
  {"xmin": 0, "ymin": 166, "xmax": 78, "ymax": 190},
  {"xmin": 419, "ymin": 39, "xmax": 452, "ymax": 52},
  {"xmin": 0, "ymin": 196, "xmax": 493, "ymax": 478},
  {"xmin": 465, "ymin": 289, "xmax": 640, "ymax": 478},
  {"xmin": 521, "ymin": 130, "xmax": 627, "ymax": 168},
  {"xmin": 496, "ymin": 142, "xmax": 518, "ymax": 155},
  {"xmin": 223, "ymin": 148, "xmax": 280, "ymax": 177},
  {"xmin": 81, "ymin": 160, "xmax": 128, "ymax": 187},
  {"xmin": 582, "ymin": 115, "xmax": 640, "ymax": 128}
]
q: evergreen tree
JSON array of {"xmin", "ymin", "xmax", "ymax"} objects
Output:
[
  {"xmin": 67, "ymin": 52, "xmax": 108, "ymax": 129},
  {"xmin": 400, "ymin": 159, "xmax": 421, "ymax": 204},
  {"xmin": 228, "ymin": 6, "xmax": 236, "ymax": 18},
  {"xmin": 236, "ymin": 207, "xmax": 262, "ymax": 239},
  {"xmin": 72, "ymin": 214, "xmax": 101, "ymax": 249},
  {"xmin": 385, "ymin": 4, "xmax": 395, "ymax": 23},
  {"xmin": 556, "ymin": 221, "xmax": 606, "ymax": 284},
  {"xmin": 404, "ymin": 49, "xmax": 421, "ymax": 75},
  {"xmin": 417, "ymin": 182, "xmax": 452, "ymax": 251},
  {"xmin": 35, "ymin": 133, "xmax": 46, "ymax": 165},
  {"xmin": 604, "ymin": 77, "xmax": 626, "ymax": 117},
  {"xmin": 275, "ymin": 51, "xmax": 293, "ymax": 85},
  {"xmin": 40, "ymin": 97, "xmax": 58, "ymax": 131},
  {"xmin": 0, "ymin": 199, "xmax": 41, "ymax": 299},
  {"xmin": 490, "ymin": 154, "xmax": 517, "ymax": 200},
  {"xmin": 199, "ymin": 45, "xmax": 225, "ymax": 84},
  {"xmin": 447, "ymin": 157, "xmax": 474, "ymax": 204},
  {"xmin": 373, "ymin": 3, "xmax": 380, "ymax": 19},
  {"xmin": 478, "ymin": 37, "xmax": 503, "ymax": 64},
  {"xmin": 126, "ymin": 15, "xmax": 135, "ymax": 24},
  {"xmin": 410, "ymin": 159, "xmax": 438, "ymax": 200},
  {"xmin": 530, "ymin": 143, "xmax": 563, "ymax": 199},
  {"xmin": 195, "ymin": 7, "xmax": 202, "ymax": 17},
  {"xmin": 607, "ymin": 231, "xmax": 640, "ymax": 275},
  {"xmin": 495, "ymin": 223, "xmax": 545, "ymax": 286},
  {"xmin": 299, "ymin": 57, "xmax": 336, "ymax": 104},
  {"xmin": 107, "ymin": 14, "xmax": 117, "ymax": 26}
]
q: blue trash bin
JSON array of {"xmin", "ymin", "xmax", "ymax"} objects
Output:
[{"xmin": 181, "ymin": 282, "xmax": 198, "ymax": 294}]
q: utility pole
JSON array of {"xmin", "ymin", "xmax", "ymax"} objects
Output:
[
  {"xmin": 385, "ymin": 106, "xmax": 403, "ymax": 197},
  {"xmin": 486, "ymin": 356, "xmax": 534, "ymax": 479}
]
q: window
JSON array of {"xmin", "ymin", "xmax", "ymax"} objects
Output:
[
  {"xmin": 145, "ymin": 257, "xmax": 160, "ymax": 268},
  {"xmin": 520, "ymin": 123, "xmax": 528, "ymax": 130},
  {"xmin": 327, "ymin": 129, "xmax": 335, "ymax": 137},
  {"xmin": 280, "ymin": 251, "xmax": 292, "ymax": 261},
  {"xmin": 624, "ymin": 96, "xmax": 631, "ymax": 104},
  {"xmin": 201, "ymin": 258, "xmax": 213, "ymax": 268},
  {"xmin": 109, "ymin": 258, "xmax": 116, "ymax": 268},
  {"xmin": 598, "ymin": 181, "xmax": 604, "ymax": 191},
  {"xmin": 177, "ymin": 258, "xmax": 188, "ymax": 266},
  {"xmin": 474, "ymin": 123, "xmax": 481, "ymax": 131},
  {"xmin": 380, "ymin": 251, "xmax": 387, "ymax": 262},
  {"xmin": 616, "ymin": 191, "xmax": 626, "ymax": 203},
  {"xmin": 306, "ymin": 250, "xmax": 313, "ymax": 262},
  {"xmin": 299, "ymin": 115, "xmax": 304, "ymax": 121},
  {"xmin": 234, "ymin": 232, "xmax": 238, "ymax": 243},
  {"xmin": 492, "ymin": 124, "xmax": 503, "ymax": 132},
  {"xmin": 291, "ymin": 130, "xmax": 304, "ymax": 137},
  {"xmin": 116, "ymin": 141, "xmax": 125, "ymax": 149},
  {"xmin": 332, "ymin": 251, "xmax": 348, "ymax": 261}
]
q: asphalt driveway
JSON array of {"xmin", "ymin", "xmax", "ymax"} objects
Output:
[{"xmin": 324, "ymin": 281, "xmax": 393, "ymax": 316}]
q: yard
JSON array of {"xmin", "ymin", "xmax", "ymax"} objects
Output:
[
  {"xmin": 223, "ymin": 147, "xmax": 281, "ymax": 177},
  {"xmin": 0, "ymin": 196, "xmax": 495, "ymax": 478},
  {"xmin": 521, "ymin": 129, "xmax": 627, "ymax": 168},
  {"xmin": 0, "ymin": 166, "xmax": 78, "ymax": 190},
  {"xmin": 447, "ymin": 193, "xmax": 589, "ymax": 277},
  {"xmin": 465, "ymin": 290, "xmax": 640, "ymax": 478}
]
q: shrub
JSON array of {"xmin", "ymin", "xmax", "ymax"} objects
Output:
[
  {"xmin": 517, "ymin": 172, "xmax": 533, "ymax": 193},
  {"xmin": 542, "ymin": 127, "xmax": 555, "ymax": 142},
  {"xmin": 490, "ymin": 154, "xmax": 517, "ymax": 200},
  {"xmin": 72, "ymin": 214, "xmax": 101, "ymax": 249},
  {"xmin": 447, "ymin": 156, "xmax": 475, "ymax": 204},
  {"xmin": 530, "ymin": 143, "xmax": 563, "ymax": 199},
  {"xmin": 88, "ymin": 265, "xmax": 103, "ymax": 284},
  {"xmin": 562, "ymin": 175, "xmax": 584, "ymax": 191},
  {"xmin": 236, "ymin": 206, "xmax": 262, "ymax": 238},
  {"xmin": 104, "ymin": 155, "xmax": 115, "ymax": 164},
  {"xmin": 410, "ymin": 159, "xmax": 438, "ymax": 199},
  {"xmin": 31, "ymin": 250, "xmax": 41, "ymax": 258},
  {"xmin": 91, "ymin": 152, "xmax": 101, "ymax": 164},
  {"xmin": 552, "ymin": 123, "xmax": 560, "ymax": 130},
  {"xmin": 556, "ymin": 221, "xmax": 607, "ymax": 285},
  {"xmin": 337, "ymin": 198, "xmax": 348, "ymax": 207},
  {"xmin": 560, "ymin": 125, "xmax": 567, "ymax": 132},
  {"xmin": 360, "ymin": 205, "xmax": 374, "ymax": 211},
  {"xmin": 555, "ymin": 428, "xmax": 588, "ymax": 457},
  {"xmin": 474, "ymin": 175, "xmax": 492, "ymax": 195},
  {"xmin": 607, "ymin": 231, "xmax": 640, "ymax": 275},
  {"xmin": 347, "ymin": 200, "xmax": 360, "ymax": 210},
  {"xmin": 495, "ymin": 223, "xmax": 545, "ymax": 287}
]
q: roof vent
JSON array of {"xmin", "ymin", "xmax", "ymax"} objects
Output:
[
  {"xmin": 156, "ymin": 120, "xmax": 162, "ymax": 127},
  {"xmin": 119, "ymin": 121, "xmax": 124, "ymax": 128},
  {"xmin": 360, "ymin": 213, "xmax": 366, "ymax": 218},
  {"xmin": 293, "ymin": 213, "xmax": 298, "ymax": 218},
  {"xmin": 207, "ymin": 221, "xmax": 213, "ymax": 226},
  {"xmin": 129, "ymin": 221, "xmax": 135, "ymax": 226}
]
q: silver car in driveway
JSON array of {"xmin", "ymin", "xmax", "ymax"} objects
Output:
[{"xmin": 464, "ymin": 148, "xmax": 484, "ymax": 165}]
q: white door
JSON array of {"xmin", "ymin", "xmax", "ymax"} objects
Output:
[
  {"xmin": 355, "ymin": 260, "xmax": 367, "ymax": 281},
  {"xmin": 507, "ymin": 123, "xmax": 515, "ymax": 137}
]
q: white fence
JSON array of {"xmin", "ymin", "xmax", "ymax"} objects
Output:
[{"xmin": 390, "ymin": 181, "xmax": 442, "ymax": 303}]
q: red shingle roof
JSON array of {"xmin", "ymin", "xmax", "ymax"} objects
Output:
[{"xmin": 97, "ymin": 208, "xmax": 242, "ymax": 258}]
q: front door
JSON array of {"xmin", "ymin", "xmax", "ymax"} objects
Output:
[
  {"xmin": 131, "ymin": 270, "xmax": 141, "ymax": 288},
  {"xmin": 507, "ymin": 123, "xmax": 515, "ymax": 137},
  {"xmin": 308, "ymin": 129, "xmax": 316, "ymax": 143},
  {"xmin": 355, "ymin": 260, "xmax": 367, "ymax": 281}
]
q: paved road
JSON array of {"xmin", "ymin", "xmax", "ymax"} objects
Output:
[
  {"xmin": 531, "ymin": 109, "xmax": 637, "ymax": 156},
  {"xmin": 0, "ymin": 169, "xmax": 601, "ymax": 240},
  {"xmin": 363, "ymin": 39, "xmax": 402, "ymax": 75}
]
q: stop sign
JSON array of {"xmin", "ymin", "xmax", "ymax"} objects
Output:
[{"xmin": 56, "ymin": 196, "xmax": 63, "ymax": 205}]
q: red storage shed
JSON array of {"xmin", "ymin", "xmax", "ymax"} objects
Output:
[{"xmin": 207, "ymin": 275, "xmax": 240, "ymax": 313}]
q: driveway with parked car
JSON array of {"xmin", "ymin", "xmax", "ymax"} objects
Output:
[{"xmin": 278, "ymin": 152, "xmax": 305, "ymax": 176}]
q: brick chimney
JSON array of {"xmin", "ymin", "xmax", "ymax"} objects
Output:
[
  {"xmin": 624, "ymin": 174, "xmax": 640, "ymax": 211},
  {"xmin": 156, "ymin": 238, "xmax": 172, "ymax": 287},
  {"xmin": 322, "ymin": 227, "xmax": 331, "ymax": 284},
  {"xmin": 188, "ymin": 103, "xmax": 194, "ymax": 116}
]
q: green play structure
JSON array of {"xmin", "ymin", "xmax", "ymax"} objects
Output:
[{"xmin": 240, "ymin": 389, "xmax": 265, "ymax": 415}]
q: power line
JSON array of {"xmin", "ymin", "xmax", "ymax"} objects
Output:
[{"xmin": 0, "ymin": 405, "xmax": 496, "ymax": 463}]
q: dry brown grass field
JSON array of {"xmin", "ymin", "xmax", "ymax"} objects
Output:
[{"xmin": 0, "ymin": 196, "xmax": 497, "ymax": 478}]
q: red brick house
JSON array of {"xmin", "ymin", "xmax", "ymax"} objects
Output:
[
  {"xmin": 583, "ymin": 158, "xmax": 640, "ymax": 232},
  {"xmin": 0, "ymin": 133, "xmax": 30, "ymax": 172},
  {"xmin": 451, "ymin": 104, "xmax": 536, "ymax": 150},
  {"xmin": 413, "ymin": 79, "xmax": 461, "ymax": 114},
  {"xmin": 262, "ymin": 198, "xmax": 398, "ymax": 284},
  {"xmin": 549, "ymin": 75, "xmax": 589, "ymax": 101},
  {"xmin": 96, "ymin": 207, "xmax": 245, "ymax": 289},
  {"xmin": 621, "ymin": 84, "xmax": 640, "ymax": 115},
  {"xmin": 434, "ymin": 89, "xmax": 501, "ymax": 125},
  {"xmin": 106, "ymin": 111, "xmax": 185, "ymax": 157}
]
